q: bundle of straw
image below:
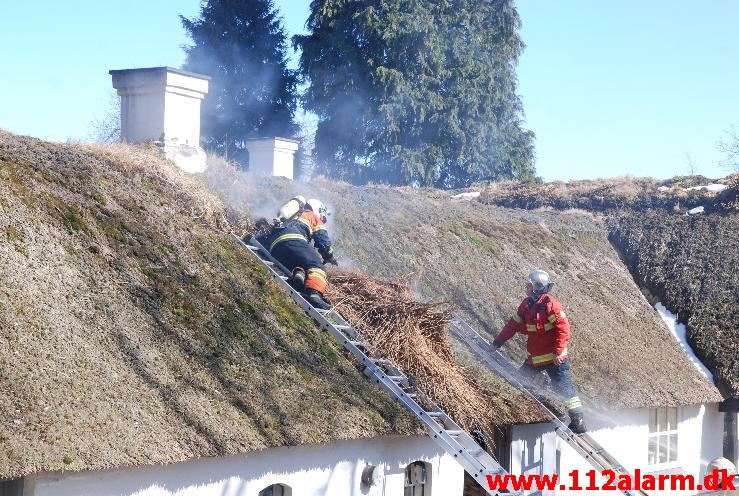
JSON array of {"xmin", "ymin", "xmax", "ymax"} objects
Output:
[{"xmin": 325, "ymin": 269, "xmax": 497, "ymax": 435}]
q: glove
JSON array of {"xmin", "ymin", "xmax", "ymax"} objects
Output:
[{"xmin": 553, "ymin": 354, "xmax": 566, "ymax": 366}]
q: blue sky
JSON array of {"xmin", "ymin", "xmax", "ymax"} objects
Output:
[{"xmin": 0, "ymin": 1, "xmax": 736, "ymax": 181}]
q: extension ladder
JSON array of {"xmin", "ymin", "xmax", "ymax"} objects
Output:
[
  {"xmin": 232, "ymin": 233, "xmax": 516, "ymax": 496},
  {"xmin": 450, "ymin": 316, "xmax": 650, "ymax": 496}
]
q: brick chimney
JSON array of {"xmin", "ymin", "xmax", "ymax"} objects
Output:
[{"xmin": 109, "ymin": 67, "xmax": 210, "ymax": 173}]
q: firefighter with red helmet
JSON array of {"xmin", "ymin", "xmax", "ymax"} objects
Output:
[
  {"xmin": 492, "ymin": 269, "xmax": 587, "ymax": 434},
  {"xmin": 257, "ymin": 197, "xmax": 337, "ymax": 310}
]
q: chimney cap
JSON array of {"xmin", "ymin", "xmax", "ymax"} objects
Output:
[{"xmin": 108, "ymin": 66, "xmax": 211, "ymax": 81}]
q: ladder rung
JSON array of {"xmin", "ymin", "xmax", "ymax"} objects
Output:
[
  {"xmin": 263, "ymin": 260, "xmax": 274, "ymax": 265},
  {"xmin": 388, "ymin": 375, "xmax": 406, "ymax": 381},
  {"xmin": 335, "ymin": 325, "xmax": 353, "ymax": 331},
  {"xmin": 469, "ymin": 449, "xmax": 485, "ymax": 456},
  {"xmin": 348, "ymin": 340, "xmax": 364, "ymax": 347},
  {"xmin": 246, "ymin": 245, "xmax": 258, "ymax": 250},
  {"xmin": 445, "ymin": 430, "xmax": 463, "ymax": 436},
  {"xmin": 279, "ymin": 276, "xmax": 289, "ymax": 280},
  {"xmin": 427, "ymin": 412, "xmax": 444, "ymax": 417}
]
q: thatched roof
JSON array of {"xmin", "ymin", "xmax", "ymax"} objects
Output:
[
  {"xmin": 609, "ymin": 211, "xmax": 739, "ymax": 398},
  {"xmin": 0, "ymin": 131, "xmax": 419, "ymax": 478},
  {"xmin": 1, "ymin": 130, "xmax": 723, "ymax": 478},
  {"xmin": 477, "ymin": 174, "xmax": 739, "ymax": 214},
  {"xmin": 224, "ymin": 171, "xmax": 721, "ymax": 412}
]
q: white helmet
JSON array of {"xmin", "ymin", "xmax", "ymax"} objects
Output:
[
  {"xmin": 306, "ymin": 198, "xmax": 330, "ymax": 223},
  {"xmin": 527, "ymin": 269, "xmax": 553, "ymax": 296}
]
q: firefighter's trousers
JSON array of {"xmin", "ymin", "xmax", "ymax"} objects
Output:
[
  {"xmin": 271, "ymin": 239, "xmax": 328, "ymax": 293},
  {"xmin": 520, "ymin": 359, "xmax": 583, "ymax": 415}
]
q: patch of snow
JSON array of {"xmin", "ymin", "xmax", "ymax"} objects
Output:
[
  {"xmin": 685, "ymin": 184, "xmax": 728, "ymax": 193},
  {"xmin": 451, "ymin": 191, "xmax": 481, "ymax": 200},
  {"xmin": 655, "ymin": 303, "xmax": 714, "ymax": 382},
  {"xmin": 686, "ymin": 206, "xmax": 705, "ymax": 215},
  {"xmin": 658, "ymin": 186, "xmax": 670, "ymax": 192}
]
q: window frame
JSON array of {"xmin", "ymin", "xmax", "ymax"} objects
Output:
[
  {"xmin": 404, "ymin": 461, "xmax": 430, "ymax": 496},
  {"xmin": 647, "ymin": 406, "xmax": 680, "ymax": 470}
]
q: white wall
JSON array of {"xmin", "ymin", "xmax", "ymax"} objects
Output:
[
  {"xmin": 110, "ymin": 68, "xmax": 210, "ymax": 173},
  {"xmin": 510, "ymin": 403, "xmax": 724, "ymax": 496},
  {"xmin": 162, "ymin": 72, "xmax": 209, "ymax": 148},
  {"xmin": 25, "ymin": 436, "xmax": 463, "ymax": 496},
  {"xmin": 695, "ymin": 404, "xmax": 724, "ymax": 478},
  {"xmin": 120, "ymin": 90, "xmax": 165, "ymax": 144},
  {"xmin": 163, "ymin": 89, "xmax": 202, "ymax": 147},
  {"xmin": 245, "ymin": 138, "xmax": 299, "ymax": 179}
]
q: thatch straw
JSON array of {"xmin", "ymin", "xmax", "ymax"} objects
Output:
[
  {"xmin": 326, "ymin": 269, "xmax": 498, "ymax": 434},
  {"xmin": 0, "ymin": 131, "xmax": 418, "ymax": 478}
]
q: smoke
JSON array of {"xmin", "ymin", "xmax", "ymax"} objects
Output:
[
  {"xmin": 201, "ymin": 154, "xmax": 342, "ymax": 241},
  {"xmin": 203, "ymin": 153, "xmax": 287, "ymax": 219}
]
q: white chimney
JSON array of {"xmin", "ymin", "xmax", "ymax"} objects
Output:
[
  {"xmin": 109, "ymin": 67, "xmax": 210, "ymax": 173},
  {"xmin": 245, "ymin": 137, "xmax": 300, "ymax": 180}
]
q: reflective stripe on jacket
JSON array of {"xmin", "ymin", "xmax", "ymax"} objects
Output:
[
  {"xmin": 295, "ymin": 210, "xmax": 333, "ymax": 259},
  {"xmin": 493, "ymin": 293, "xmax": 571, "ymax": 367}
]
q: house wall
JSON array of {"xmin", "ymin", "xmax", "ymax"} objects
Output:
[
  {"xmin": 24, "ymin": 435, "xmax": 463, "ymax": 496},
  {"xmin": 510, "ymin": 403, "xmax": 723, "ymax": 496}
]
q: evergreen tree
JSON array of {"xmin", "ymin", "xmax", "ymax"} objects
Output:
[
  {"xmin": 295, "ymin": 0, "xmax": 535, "ymax": 188},
  {"xmin": 182, "ymin": 0, "xmax": 299, "ymax": 164}
]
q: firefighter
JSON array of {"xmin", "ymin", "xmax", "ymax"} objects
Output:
[
  {"xmin": 491, "ymin": 269, "xmax": 587, "ymax": 434},
  {"xmin": 257, "ymin": 197, "xmax": 337, "ymax": 310}
]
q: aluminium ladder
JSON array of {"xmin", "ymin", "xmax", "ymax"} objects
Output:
[
  {"xmin": 450, "ymin": 316, "xmax": 650, "ymax": 496},
  {"xmin": 231, "ymin": 233, "xmax": 516, "ymax": 496}
]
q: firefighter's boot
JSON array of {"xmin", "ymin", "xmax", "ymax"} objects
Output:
[
  {"xmin": 304, "ymin": 289, "xmax": 332, "ymax": 310},
  {"xmin": 289, "ymin": 268, "xmax": 306, "ymax": 291},
  {"xmin": 568, "ymin": 411, "xmax": 587, "ymax": 434}
]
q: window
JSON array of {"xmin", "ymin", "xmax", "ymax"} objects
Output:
[
  {"xmin": 405, "ymin": 461, "xmax": 429, "ymax": 496},
  {"xmin": 648, "ymin": 407, "xmax": 678, "ymax": 465},
  {"xmin": 258, "ymin": 484, "xmax": 291, "ymax": 496}
]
